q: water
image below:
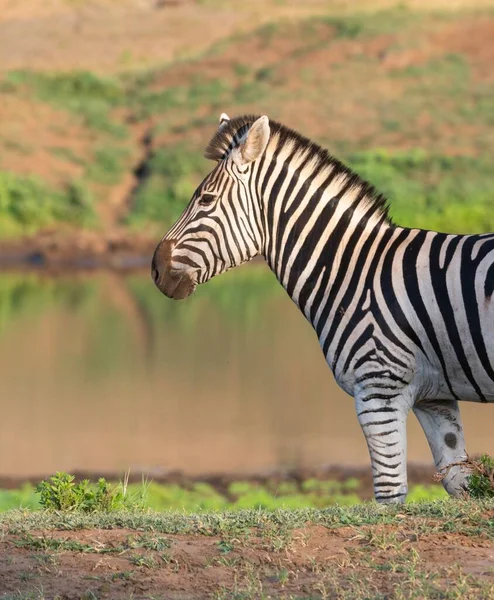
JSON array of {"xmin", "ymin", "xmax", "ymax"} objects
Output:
[{"xmin": 0, "ymin": 265, "xmax": 492, "ymax": 480}]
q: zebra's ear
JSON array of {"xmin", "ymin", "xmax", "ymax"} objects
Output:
[
  {"xmin": 235, "ymin": 115, "xmax": 270, "ymax": 166},
  {"xmin": 219, "ymin": 113, "xmax": 230, "ymax": 127}
]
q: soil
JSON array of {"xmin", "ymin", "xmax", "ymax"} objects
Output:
[{"xmin": 0, "ymin": 518, "xmax": 492, "ymax": 599}]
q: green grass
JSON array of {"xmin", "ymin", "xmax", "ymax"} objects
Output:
[
  {"xmin": 347, "ymin": 150, "xmax": 494, "ymax": 233},
  {"xmin": 86, "ymin": 145, "xmax": 131, "ymax": 185},
  {"xmin": 0, "ymin": 172, "xmax": 96, "ymax": 236},
  {"xmin": 1, "ymin": 8, "xmax": 494, "ymax": 238},
  {"xmin": 0, "ymin": 477, "xmax": 447, "ymax": 513},
  {"xmin": 127, "ymin": 145, "xmax": 208, "ymax": 227},
  {"xmin": 1, "ymin": 70, "xmax": 128, "ymax": 138},
  {"xmin": 1, "ymin": 497, "xmax": 492, "ymax": 534}
]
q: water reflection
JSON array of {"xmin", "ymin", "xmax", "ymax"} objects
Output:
[{"xmin": 0, "ymin": 266, "xmax": 492, "ymax": 479}]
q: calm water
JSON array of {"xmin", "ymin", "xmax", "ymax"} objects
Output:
[{"xmin": 0, "ymin": 265, "xmax": 492, "ymax": 479}]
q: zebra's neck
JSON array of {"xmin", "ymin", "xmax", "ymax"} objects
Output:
[{"xmin": 257, "ymin": 145, "xmax": 394, "ymax": 328}]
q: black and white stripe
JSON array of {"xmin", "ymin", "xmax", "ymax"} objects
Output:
[{"xmin": 154, "ymin": 114, "xmax": 494, "ymax": 503}]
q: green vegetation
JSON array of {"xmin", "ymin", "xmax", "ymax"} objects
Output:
[
  {"xmin": 1, "ymin": 7, "xmax": 493, "ymax": 237},
  {"xmin": 35, "ymin": 472, "xmax": 145, "ymax": 512},
  {"xmin": 468, "ymin": 454, "xmax": 494, "ymax": 499},
  {"xmin": 128, "ymin": 145, "xmax": 207, "ymax": 226},
  {"xmin": 0, "ymin": 472, "xmax": 448, "ymax": 513},
  {"xmin": 348, "ymin": 150, "xmax": 494, "ymax": 233},
  {"xmin": 0, "ymin": 172, "xmax": 95, "ymax": 236},
  {"xmin": 2, "ymin": 496, "xmax": 492, "ymax": 534},
  {"xmin": 1, "ymin": 70, "xmax": 128, "ymax": 138},
  {"xmin": 86, "ymin": 145, "xmax": 131, "ymax": 185},
  {"xmin": 127, "ymin": 145, "xmax": 494, "ymax": 233}
]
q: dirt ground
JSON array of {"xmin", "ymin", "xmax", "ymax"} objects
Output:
[
  {"xmin": 2, "ymin": 0, "xmax": 492, "ymax": 73},
  {"xmin": 1, "ymin": 516, "xmax": 493, "ymax": 599}
]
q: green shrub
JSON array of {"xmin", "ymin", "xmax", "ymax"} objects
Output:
[
  {"xmin": 467, "ymin": 455, "xmax": 494, "ymax": 499},
  {"xmin": 86, "ymin": 146, "xmax": 130, "ymax": 184},
  {"xmin": 2, "ymin": 70, "xmax": 128, "ymax": 137},
  {"xmin": 128, "ymin": 145, "xmax": 207, "ymax": 227},
  {"xmin": 36, "ymin": 472, "xmax": 144, "ymax": 513},
  {"xmin": 0, "ymin": 172, "xmax": 96, "ymax": 236},
  {"xmin": 348, "ymin": 150, "xmax": 494, "ymax": 233}
]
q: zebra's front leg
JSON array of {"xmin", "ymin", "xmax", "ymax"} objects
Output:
[
  {"xmin": 356, "ymin": 394, "xmax": 411, "ymax": 504},
  {"xmin": 413, "ymin": 399, "xmax": 470, "ymax": 497}
]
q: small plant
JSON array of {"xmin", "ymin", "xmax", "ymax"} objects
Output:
[
  {"xmin": 35, "ymin": 472, "xmax": 144, "ymax": 512},
  {"xmin": 217, "ymin": 540, "xmax": 234, "ymax": 554},
  {"xmin": 467, "ymin": 455, "xmax": 494, "ymax": 499},
  {"xmin": 129, "ymin": 554, "xmax": 159, "ymax": 569}
]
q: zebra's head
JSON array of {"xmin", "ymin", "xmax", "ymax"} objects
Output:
[{"xmin": 152, "ymin": 113, "xmax": 270, "ymax": 299}]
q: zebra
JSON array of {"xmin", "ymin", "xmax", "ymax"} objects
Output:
[{"xmin": 152, "ymin": 113, "xmax": 494, "ymax": 503}]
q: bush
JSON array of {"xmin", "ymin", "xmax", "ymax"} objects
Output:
[
  {"xmin": 348, "ymin": 150, "xmax": 494, "ymax": 233},
  {"xmin": 2, "ymin": 70, "xmax": 128, "ymax": 137},
  {"xmin": 36, "ymin": 472, "xmax": 145, "ymax": 513},
  {"xmin": 467, "ymin": 455, "xmax": 494, "ymax": 499},
  {"xmin": 0, "ymin": 172, "xmax": 96, "ymax": 235},
  {"xmin": 128, "ymin": 145, "xmax": 207, "ymax": 227}
]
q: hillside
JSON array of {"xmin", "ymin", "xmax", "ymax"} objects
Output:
[{"xmin": 0, "ymin": 0, "xmax": 493, "ymax": 265}]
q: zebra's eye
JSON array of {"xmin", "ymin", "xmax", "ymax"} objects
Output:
[{"xmin": 199, "ymin": 193, "xmax": 216, "ymax": 206}]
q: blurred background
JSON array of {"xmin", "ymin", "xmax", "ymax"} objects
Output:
[{"xmin": 0, "ymin": 0, "xmax": 493, "ymax": 507}]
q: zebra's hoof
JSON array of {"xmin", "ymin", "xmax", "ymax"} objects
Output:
[{"xmin": 441, "ymin": 464, "xmax": 471, "ymax": 498}]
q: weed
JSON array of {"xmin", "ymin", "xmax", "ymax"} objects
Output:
[
  {"xmin": 35, "ymin": 472, "xmax": 144, "ymax": 513},
  {"xmin": 468, "ymin": 455, "xmax": 494, "ymax": 499},
  {"xmin": 128, "ymin": 554, "xmax": 159, "ymax": 569},
  {"xmin": 233, "ymin": 63, "xmax": 250, "ymax": 78},
  {"xmin": 86, "ymin": 146, "xmax": 130, "ymax": 185},
  {"xmin": 217, "ymin": 539, "xmax": 235, "ymax": 554},
  {"xmin": 16, "ymin": 533, "xmax": 93, "ymax": 552},
  {"xmin": 126, "ymin": 533, "xmax": 172, "ymax": 551},
  {"xmin": 111, "ymin": 570, "xmax": 134, "ymax": 581},
  {"xmin": 2, "ymin": 70, "xmax": 128, "ymax": 138},
  {"xmin": 0, "ymin": 172, "xmax": 96, "ymax": 236}
]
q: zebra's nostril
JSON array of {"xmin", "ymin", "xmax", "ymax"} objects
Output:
[{"xmin": 152, "ymin": 267, "xmax": 159, "ymax": 284}]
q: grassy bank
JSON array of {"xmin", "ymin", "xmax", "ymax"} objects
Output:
[{"xmin": 1, "ymin": 6, "xmax": 493, "ymax": 240}]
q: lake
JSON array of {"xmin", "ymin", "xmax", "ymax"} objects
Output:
[{"xmin": 0, "ymin": 264, "xmax": 492, "ymax": 480}]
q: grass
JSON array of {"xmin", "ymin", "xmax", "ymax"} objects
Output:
[
  {"xmin": 0, "ymin": 70, "xmax": 128, "ymax": 139},
  {"xmin": 126, "ymin": 144, "xmax": 208, "ymax": 227},
  {"xmin": 0, "ymin": 477, "xmax": 447, "ymax": 513},
  {"xmin": 0, "ymin": 172, "xmax": 96, "ymax": 236},
  {"xmin": 0, "ymin": 482, "xmax": 493, "ymax": 598},
  {"xmin": 3, "ymin": 500, "xmax": 492, "ymax": 599},
  {"xmin": 1, "ymin": 7, "xmax": 494, "ymax": 238},
  {"xmin": 347, "ymin": 150, "xmax": 494, "ymax": 233},
  {"xmin": 1, "ymin": 497, "xmax": 492, "ymax": 536},
  {"xmin": 86, "ymin": 145, "xmax": 131, "ymax": 185}
]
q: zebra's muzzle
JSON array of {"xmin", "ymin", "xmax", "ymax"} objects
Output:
[
  {"xmin": 155, "ymin": 268, "xmax": 196, "ymax": 300},
  {"xmin": 152, "ymin": 239, "xmax": 197, "ymax": 300}
]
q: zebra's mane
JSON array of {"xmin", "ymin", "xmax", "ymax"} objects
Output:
[{"xmin": 204, "ymin": 114, "xmax": 391, "ymax": 223}]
